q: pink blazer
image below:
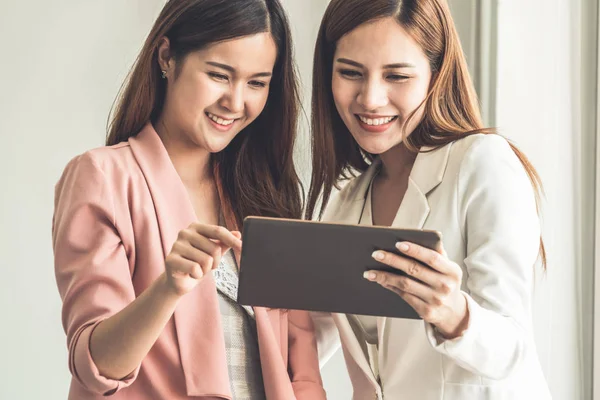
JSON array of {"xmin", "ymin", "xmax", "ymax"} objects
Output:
[{"xmin": 52, "ymin": 123, "xmax": 326, "ymax": 400}]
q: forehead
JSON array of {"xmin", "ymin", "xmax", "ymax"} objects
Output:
[
  {"xmin": 335, "ymin": 17, "xmax": 428, "ymax": 68},
  {"xmin": 193, "ymin": 32, "xmax": 278, "ymax": 74}
]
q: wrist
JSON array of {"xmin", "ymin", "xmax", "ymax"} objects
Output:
[
  {"xmin": 436, "ymin": 293, "xmax": 470, "ymax": 340},
  {"xmin": 154, "ymin": 272, "xmax": 185, "ymax": 304}
]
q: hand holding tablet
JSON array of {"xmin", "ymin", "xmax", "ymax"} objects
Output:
[{"xmin": 237, "ymin": 217, "xmax": 442, "ymax": 319}]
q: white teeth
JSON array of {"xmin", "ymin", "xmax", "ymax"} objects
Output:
[
  {"xmin": 207, "ymin": 112, "xmax": 235, "ymax": 126},
  {"xmin": 358, "ymin": 115, "xmax": 396, "ymax": 126}
]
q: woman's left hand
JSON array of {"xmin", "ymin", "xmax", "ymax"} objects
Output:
[{"xmin": 365, "ymin": 241, "xmax": 469, "ymax": 339}]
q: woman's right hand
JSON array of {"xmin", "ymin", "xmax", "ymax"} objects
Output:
[{"xmin": 163, "ymin": 223, "xmax": 242, "ymax": 297}]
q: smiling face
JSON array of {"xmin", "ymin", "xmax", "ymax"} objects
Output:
[
  {"xmin": 158, "ymin": 32, "xmax": 277, "ymax": 153},
  {"xmin": 331, "ymin": 17, "xmax": 432, "ymax": 155}
]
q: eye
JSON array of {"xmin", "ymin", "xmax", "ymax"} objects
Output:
[
  {"xmin": 208, "ymin": 72, "xmax": 229, "ymax": 82},
  {"xmin": 249, "ymin": 80, "xmax": 268, "ymax": 89},
  {"xmin": 387, "ymin": 74, "xmax": 410, "ymax": 83},
  {"xmin": 339, "ymin": 69, "xmax": 362, "ymax": 79}
]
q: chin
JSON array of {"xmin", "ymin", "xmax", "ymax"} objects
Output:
[
  {"xmin": 353, "ymin": 136, "xmax": 394, "ymax": 156},
  {"xmin": 204, "ymin": 135, "xmax": 238, "ymax": 154},
  {"xmin": 362, "ymin": 146, "xmax": 389, "ymax": 155},
  {"xmin": 204, "ymin": 141, "xmax": 231, "ymax": 154}
]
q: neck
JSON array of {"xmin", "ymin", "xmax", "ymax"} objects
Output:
[
  {"xmin": 378, "ymin": 141, "xmax": 418, "ymax": 181},
  {"xmin": 155, "ymin": 116, "xmax": 213, "ymax": 188}
]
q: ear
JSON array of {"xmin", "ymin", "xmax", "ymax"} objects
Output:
[{"xmin": 157, "ymin": 37, "xmax": 174, "ymax": 77}]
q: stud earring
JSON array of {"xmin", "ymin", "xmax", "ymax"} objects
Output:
[{"xmin": 161, "ymin": 70, "xmax": 167, "ymax": 79}]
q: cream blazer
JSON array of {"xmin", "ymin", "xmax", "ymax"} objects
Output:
[{"xmin": 313, "ymin": 134, "xmax": 551, "ymax": 400}]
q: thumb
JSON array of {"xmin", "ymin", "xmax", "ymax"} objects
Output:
[
  {"xmin": 436, "ymin": 240, "xmax": 447, "ymax": 257},
  {"xmin": 229, "ymin": 232, "xmax": 243, "ymax": 270},
  {"xmin": 214, "ymin": 231, "xmax": 242, "ymax": 254}
]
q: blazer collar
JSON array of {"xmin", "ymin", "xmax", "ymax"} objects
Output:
[
  {"xmin": 410, "ymin": 143, "xmax": 453, "ymax": 197},
  {"xmin": 324, "ymin": 143, "xmax": 452, "ymax": 226}
]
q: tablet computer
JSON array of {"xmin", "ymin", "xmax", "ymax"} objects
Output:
[{"xmin": 237, "ymin": 216, "xmax": 442, "ymax": 319}]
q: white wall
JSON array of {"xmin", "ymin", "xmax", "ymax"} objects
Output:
[
  {"xmin": 496, "ymin": 0, "xmax": 584, "ymax": 399},
  {"xmin": 284, "ymin": 0, "xmax": 329, "ymax": 188},
  {"xmin": 0, "ymin": 1, "xmax": 168, "ymax": 399}
]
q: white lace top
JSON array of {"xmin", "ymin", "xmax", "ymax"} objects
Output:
[{"xmin": 213, "ymin": 250, "xmax": 265, "ymax": 399}]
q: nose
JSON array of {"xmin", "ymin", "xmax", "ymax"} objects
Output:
[
  {"xmin": 220, "ymin": 82, "xmax": 245, "ymax": 114},
  {"xmin": 356, "ymin": 79, "xmax": 389, "ymax": 111}
]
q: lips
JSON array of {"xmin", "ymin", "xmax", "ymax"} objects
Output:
[
  {"xmin": 355, "ymin": 114, "xmax": 398, "ymax": 133},
  {"xmin": 205, "ymin": 112, "xmax": 239, "ymax": 132},
  {"xmin": 206, "ymin": 112, "xmax": 236, "ymax": 126}
]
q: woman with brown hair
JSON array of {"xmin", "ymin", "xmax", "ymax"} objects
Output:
[
  {"xmin": 52, "ymin": 0, "xmax": 325, "ymax": 399},
  {"xmin": 308, "ymin": 0, "xmax": 550, "ymax": 398}
]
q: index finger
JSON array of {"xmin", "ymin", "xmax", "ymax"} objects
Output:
[
  {"xmin": 395, "ymin": 241, "xmax": 450, "ymax": 275},
  {"xmin": 192, "ymin": 224, "xmax": 243, "ymax": 252}
]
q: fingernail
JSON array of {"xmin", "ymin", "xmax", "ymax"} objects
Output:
[
  {"xmin": 363, "ymin": 271, "xmax": 377, "ymax": 281},
  {"xmin": 372, "ymin": 251, "xmax": 384, "ymax": 260},
  {"xmin": 396, "ymin": 242, "xmax": 409, "ymax": 252}
]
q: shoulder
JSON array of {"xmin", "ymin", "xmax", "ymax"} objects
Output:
[
  {"xmin": 450, "ymin": 134, "xmax": 538, "ymax": 214},
  {"xmin": 454, "ymin": 134, "xmax": 521, "ymax": 172},
  {"xmin": 60, "ymin": 141, "xmax": 135, "ymax": 183},
  {"xmin": 80, "ymin": 141, "xmax": 134, "ymax": 174},
  {"xmin": 442, "ymin": 134, "xmax": 530, "ymax": 190},
  {"xmin": 448, "ymin": 134, "xmax": 515, "ymax": 166},
  {"xmin": 55, "ymin": 141, "xmax": 139, "ymax": 210}
]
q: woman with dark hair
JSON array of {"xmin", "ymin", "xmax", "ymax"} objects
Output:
[
  {"xmin": 52, "ymin": 1, "xmax": 325, "ymax": 399},
  {"xmin": 308, "ymin": 0, "xmax": 550, "ymax": 398}
]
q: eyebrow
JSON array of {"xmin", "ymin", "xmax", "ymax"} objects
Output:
[
  {"xmin": 336, "ymin": 58, "xmax": 416, "ymax": 69},
  {"xmin": 206, "ymin": 61, "xmax": 272, "ymax": 78}
]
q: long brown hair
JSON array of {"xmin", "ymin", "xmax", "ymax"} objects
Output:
[
  {"xmin": 306, "ymin": 0, "xmax": 546, "ymax": 268},
  {"xmin": 106, "ymin": 0, "xmax": 303, "ymax": 229}
]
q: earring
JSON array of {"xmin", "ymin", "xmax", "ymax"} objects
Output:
[{"xmin": 161, "ymin": 70, "xmax": 167, "ymax": 79}]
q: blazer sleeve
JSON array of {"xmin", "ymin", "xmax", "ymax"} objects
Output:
[
  {"xmin": 53, "ymin": 153, "xmax": 139, "ymax": 395},
  {"xmin": 287, "ymin": 310, "xmax": 328, "ymax": 399},
  {"xmin": 424, "ymin": 135, "xmax": 541, "ymax": 380}
]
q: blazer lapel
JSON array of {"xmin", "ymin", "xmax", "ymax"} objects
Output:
[
  {"xmin": 322, "ymin": 160, "xmax": 382, "ymax": 225},
  {"xmin": 332, "ymin": 313, "xmax": 379, "ymax": 386},
  {"xmin": 391, "ymin": 144, "xmax": 453, "ymax": 228},
  {"xmin": 254, "ymin": 307, "xmax": 296, "ymax": 399},
  {"xmin": 129, "ymin": 124, "xmax": 231, "ymax": 397},
  {"xmin": 322, "ymin": 161, "xmax": 383, "ymax": 386},
  {"xmin": 379, "ymin": 142, "xmax": 454, "ymax": 356}
]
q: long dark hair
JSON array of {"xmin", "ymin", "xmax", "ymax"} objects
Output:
[
  {"xmin": 306, "ymin": 0, "xmax": 546, "ymax": 268},
  {"xmin": 107, "ymin": 0, "xmax": 303, "ymax": 229}
]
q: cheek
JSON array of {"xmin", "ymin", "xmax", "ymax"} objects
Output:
[
  {"xmin": 245, "ymin": 91, "xmax": 270, "ymax": 121},
  {"xmin": 392, "ymin": 83, "xmax": 429, "ymax": 115},
  {"xmin": 331, "ymin": 78, "xmax": 354, "ymax": 114},
  {"xmin": 171, "ymin": 77, "xmax": 211, "ymax": 119}
]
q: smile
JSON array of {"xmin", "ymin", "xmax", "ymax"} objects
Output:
[
  {"xmin": 206, "ymin": 112, "xmax": 237, "ymax": 126},
  {"xmin": 357, "ymin": 115, "xmax": 398, "ymax": 126},
  {"xmin": 355, "ymin": 114, "xmax": 399, "ymax": 133}
]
